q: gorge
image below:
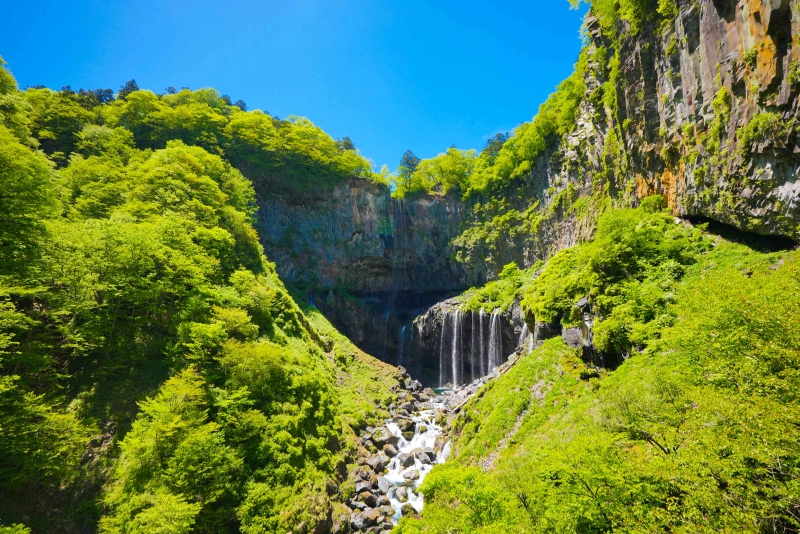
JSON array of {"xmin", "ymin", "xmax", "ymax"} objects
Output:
[{"xmin": 1, "ymin": 0, "xmax": 800, "ymax": 532}]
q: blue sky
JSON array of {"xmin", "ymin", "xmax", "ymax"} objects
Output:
[{"xmin": 1, "ymin": 0, "xmax": 587, "ymax": 171}]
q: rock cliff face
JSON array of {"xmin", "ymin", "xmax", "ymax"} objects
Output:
[
  {"xmin": 577, "ymin": 0, "xmax": 800, "ymax": 238},
  {"xmin": 256, "ymin": 177, "xmax": 471, "ymax": 295}
]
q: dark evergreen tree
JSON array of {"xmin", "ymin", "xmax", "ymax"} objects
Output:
[{"xmin": 118, "ymin": 79, "xmax": 139, "ymax": 99}]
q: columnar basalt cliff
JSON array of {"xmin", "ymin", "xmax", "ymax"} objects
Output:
[
  {"xmin": 256, "ymin": 177, "xmax": 470, "ymax": 295},
  {"xmin": 565, "ymin": 0, "xmax": 800, "ymax": 238}
]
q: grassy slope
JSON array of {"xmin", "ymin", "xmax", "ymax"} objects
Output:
[{"xmin": 397, "ymin": 231, "xmax": 800, "ymax": 533}]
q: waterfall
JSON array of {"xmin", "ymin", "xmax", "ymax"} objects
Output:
[
  {"xmin": 450, "ymin": 311, "xmax": 462, "ymax": 387},
  {"xmin": 382, "ymin": 311, "xmax": 391, "ymax": 360},
  {"xmin": 439, "ymin": 313, "xmax": 449, "ymax": 387},
  {"xmin": 528, "ymin": 332, "xmax": 534, "ymax": 353},
  {"xmin": 397, "ymin": 325, "xmax": 407, "ymax": 367},
  {"xmin": 518, "ymin": 323, "xmax": 529, "ymax": 346},
  {"xmin": 470, "ymin": 312, "xmax": 477, "ymax": 383},
  {"xmin": 479, "ymin": 309, "xmax": 487, "ymax": 376},
  {"xmin": 488, "ymin": 310, "xmax": 502, "ymax": 370}
]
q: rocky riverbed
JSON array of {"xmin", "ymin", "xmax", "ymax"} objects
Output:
[
  {"xmin": 340, "ymin": 345, "xmax": 531, "ymax": 533},
  {"xmin": 340, "ymin": 368, "xmax": 453, "ymax": 533}
]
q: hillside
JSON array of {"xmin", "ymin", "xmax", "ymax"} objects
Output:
[
  {"xmin": 2, "ymin": 0, "xmax": 800, "ymax": 532},
  {"xmin": 0, "ymin": 59, "xmax": 400, "ymax": 533}
]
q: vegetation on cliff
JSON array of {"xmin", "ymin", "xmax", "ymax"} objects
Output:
[
  {"xmin": 398, "ymin": 200, "xmax": 800, "ymax": 533},
  {"xmin": 0, "ymin": 58, "xmax": 398, "ymax": 533}
]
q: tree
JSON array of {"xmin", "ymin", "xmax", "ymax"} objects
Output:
[
  {"xmin": 395, "ymin": 150, "xmax": 420, "ymax": 192},
  {"xmin": 407, "ymin": 147, "xmax": 476, "ymax": 195},
  {"xmin": 233, "ymin": 99, "xmax": 247, "ymax": 111},
  {"xmin": 336, "ymin": 136, "xmax": 355, "ymax": 151},
  {"xmin": 481, "ymin": 132, "xmax": 509, "ymax": 159},
  {"xmin": 0, "ymin": 125, "xmax": 58, "ymax": 275},
  {"xmin": 118, "ymin": 79, "xmax": 139, "ymax": 99}
]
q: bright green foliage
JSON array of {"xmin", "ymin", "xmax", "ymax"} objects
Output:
[
  {"xmin": 453, "ymin": 203, "xmax": 544, "ymax": 271},
  {"xmin": 395, "ymin": 147, "xmax": 477, "ymax": 197},
  {"xmin": 402, "ymin": 216, "xmax": 800, "ymax": 533},
  {"xmin": 22, "ymin": 88, "xmax": 96, "ymax": 165},
  {"xmin": 458, "ymin": 261, "xmax": 542, "ymax": 313},
  {"xmin": 223, "ymin": 112, "xmax": 378, "ymax": 196},
  {"xmin": 88, "ymin": 88, "xmax": 384, "ymax": 196},
  {"xmin": 19, "ymin": 82, "xmax": 384, "ymax": 197},
  {"xmin": 523, "ymin": 197, "xmax": 709, "ymax": 353},
  {"xmin": 737, "ymin": 112, "xmax": 785, "ymax": 154},
  {"xmin": 705, "ymin": 86, "xmax": 732, "ymax": 155},
  {"xmin": 0, "ymin": 125, "xmax": 58, "ymax": 275},
  {"xmin": 0, "ymin": 61, "xmax": 399, "ymax": 532},
  {"xmin": 0, "ymin": 57, "xmax": 34, "ymax": 145}
]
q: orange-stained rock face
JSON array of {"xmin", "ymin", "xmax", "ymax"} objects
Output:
[{"xmin": 549, "ymin": 0, "xmax": 800, "ymax": 241}]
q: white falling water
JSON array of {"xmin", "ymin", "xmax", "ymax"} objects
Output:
[
  {"xmin": 488, "ymin": 310, "xmax": 502, "ymax": 370},
  {"xmin": 397, "ymin": 325, "xmax": 407, "ymax": 366},
  {"xmin": 382, "ymin": 311, "xmax": 391, "ymax": 359},
  {"xmin": 518, "ymin": 323, "xmax": 529, "ymax": 346},
  {"xmin": 470, "ymin": 312, "xmax": 478, "ymax": 383},
  {"xmin": 479, "ymin": 309, "xmax": 487, "ymax": 376},
  {"xmin": 450, "ymin": 311, "xmax": 462, "ymax": 387},
  {"xmin": 439, "ymin": 313, "xmax": 449, "ymax": 387},
  {"xmin": 528, "ymin": 332, "xmax": 534, "ymax": 353}
]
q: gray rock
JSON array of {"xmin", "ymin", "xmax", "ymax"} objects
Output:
[
  {"xmin": 377, "ymin": 475, "xmax": 390, "ymax": 494},
  {"xmin": 382, "ymin": 444, "xmax": 398, "ymax": 457},
  {"xmin": 351, "ymin": 507, "xmax": 380, "ymax": 529},
  {"xmin": 367, "ymin": 454, "xmax": 385, "ymax": 473},
  {"xmin": 403, "ymin": 469, "xmax": 420, "ymax": 480},
  {"xmin": 358, "ymin": 491, "xmax": 377, "ymax": 507},
  {"xmin": 414, "ymin": 450, "xmax": 431, "ymax": 464},
  {"xmin": 397, "ymin": 453, "xmax": 415, "ymax": 467},
  {"xmin": 394, "ymin": 417, "xmax": 414, "ymax": 432},
  {"xmin": 376, "ymin": 494, "xmax": 390, "ymax": 507},
  {"xmin": 377, "ymin": 505, "xmax": 394, "ymax": 518},
  {"xmin": 395, "ymin": 486, "xmax": 408, "ymax": 503},
  {"xmin": 350, "ymin": 500, "xmax": 367, "ymax": 511},
  {"xmin": 561, "ymin": 326, "xmax": 584, "ymax": 349},
  {"xmin": 401, "ymin": 503, "xmax": 416, "ymax": 517},
  {"xmin": 372, "ymin": 426, "xmax": 399, "ymax": 448},
  {"xmin": 355, "ymin": 480, "xmax": 373, "ymax": 494}
]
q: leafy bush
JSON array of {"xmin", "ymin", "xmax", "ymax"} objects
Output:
[
  {"xmin": 403, "ymin": 209, "xmax": 800, "ymax": 533},
  {"xmin": 523, "ymin": 197, "xmax": 709, "ymax": 351}
]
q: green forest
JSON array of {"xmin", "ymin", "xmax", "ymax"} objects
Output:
[
  {"xmin": 3, "ymin": 0, "xmax": 800, "ymax": 532},
  {"xmin": 0, "ymin": 56, "xmax": 400, "ymax": 532}
]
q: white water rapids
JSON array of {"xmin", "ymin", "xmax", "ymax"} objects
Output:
[{"xmin": 384, "ymin": 403, "xmax": 451, "ymax": 522}]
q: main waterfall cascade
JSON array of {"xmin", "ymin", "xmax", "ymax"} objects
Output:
[{"xmin": 430, "ymin": 308, "xmax": 527, "ymax": 388}]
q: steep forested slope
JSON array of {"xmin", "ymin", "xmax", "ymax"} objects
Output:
[
  {"xmin": 398, "ymin": 201, "xmax": 800, "ymax": 533},
  {"xmin": 0, "ymin": 58, "xmax": 399, "ymax": 533}
]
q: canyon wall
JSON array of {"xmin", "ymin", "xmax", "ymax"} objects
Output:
[
  {"xmin": 252, "ymin": 0, "xmax": 800, "ymax": 383},
  {"xmin": 256, "ymin": 177, "xmax": 471, "ymax": 295},
  {"xmin": 571, "ymin": 0, "xmax": 800, "ymax": 238}
]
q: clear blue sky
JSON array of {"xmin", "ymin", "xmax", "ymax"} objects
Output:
[{"xmin": 1, "ymin": 0, "xmax": 587, "ymax": 171}]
